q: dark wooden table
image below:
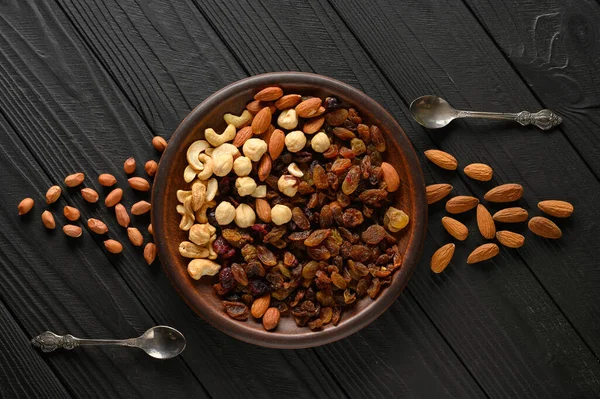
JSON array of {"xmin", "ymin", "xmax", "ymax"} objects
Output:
[{"xmin": 1, "ymin": 0, "xmax": 599, "ymax": 397}]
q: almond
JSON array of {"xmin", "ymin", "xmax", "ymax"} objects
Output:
[
  {"xmin": 46, "ymin": 186, "xmax": 62, "ymax": 204},
  {"xmin": 127, "ymin": 227, "xmax": 144, "ymax": 246},
  {"xmin": 476, "ymin": 204, "xmax": 496, "ymax": 239},
  {"xmin": 261, "ymin": 124, "xmax": 276, "ymax": 143},
  {"xmin": 528, "ymin": 216, "xmax": 562, "ymax": 239},
  {"xmin": 63, "ymin": 206, "xmax": 81, "ymax": 221},
  {"xmin": 81, "ymin": 188, "xmax": 99, "ymax": 203},
  {"xmin": 87, "ymin": 218, "xmax": 108, "ymax": 234},
  {"xmin": 128, "ymin": 177, "xmax": 151, "ymax": 192},
  {"xmin": 496, "ymin": 231, "xmax": 525, "ymax": 248},
  {"xmin": 303, "ymin": 116, "xmax": 325, "ymax": 134},
  {"xmin": 152, "ymin": 136, "xmax": 168, "ymax": 152},
  {"xmin": 424, "ymin": 150, "xmax": 458, "ymax": 170},
  {"xmin": 426, "ymin": 184, "xmax": 453, "ymax": 204},
  {"xmin": 105, "ymin": 188, "xmax": 123, "ymax": 207},
  {"xmin": 246, "ymin": 100, "xmax": 275, "ymax": 114},
  {"xmin": 144, "ymin": 242, "xmax": 157, "ymax": 264},
  {"xmin": 251, "ymin": 106, "xmax": 272, "ymax": 135},
  {"xmin": 295, "ymin": 97, "xmax": 322, "ymax": 118},
  {"xmin": 63, "ymin": 224, "xmax": 82, "ymax": 238},
  {"xmin": 446, "ymin": 196, "xmax": 479, "ymax": 214},
  {"xmin": 538, "ymin": 200, "xmax": 573, "ymax": 218},
  {"xmin": 430, "ymin": 243, "xmax": 455, "ymax": 273},
  {"xmin": 463, "ymin": 163, "xmax": 493, "ymax": 181},
  {"xmin": 123, "ymin": 157, "xmax": 136, "ymax": 174},
  {"xmin": 64, "ymin": 172, "xmax": 85, "ymax": 187},
  {"xmin": 325, "ymin": 109, "xmax": 349, "ymax": 126},
  {"xmin": 232, "ymin": 126, "xmax": 254, "ymax": 147},
  {"xmin": 254, "ymin": 86, "xmax": 283, "ymax": 102},
  {"xmin": 275, "ymin": 94, "xmax": 301, "ymax": 110},
  {"xmin": 484, "ymin": 184, "xmax": 523, "ymax": 202},
  {"xmin": 148, "ymin": 223, "xmax": 153, "ymax": 235},
  {"xmin": 257, "ymin": 154, "xmax": 272, "ymax": 182},
  {"xmin": 268, "ymin": 129, "xmax": 285, "ymax": 160},
  {"xmin": 115, "ymin": 203, "xmax": 130, "ymax": 227},
  {"xmin": 313, "ymin": 106, "xmax": 326, "ymax": 117},
  {"xmin": 18, "ymin": 198, "xmax": 34, "ymax": 215},
  {"xmin": 251, "ymin": 294, "xmax": 271, "ymax": 318},
  {"xmin": 104, "ymin": 239, "xmax": 123, "ymax": 254},
  {"xmin": 98, "ymin": 173, "xmax": 117, "ymax": 187},
  {"xmin": 131, "ymin": 200, "xmax": 152, "ymax": 215},
  {"xmin": 145, "ymin": 160, "xmax": 158, "ymax": 177},
  {"xmin": 41, "ymin": 211, "xmax": 55, "ymax": 229},
  {"xmin": 492, "ymin": 207, "xmax": 528, "ymax": 223},
  {"xmin": 467, "ymin": 243, "xmax": 500, "ymax": 264},
  {"xmin": 255, "ymin": 198, "xmax": 272, "ymax": 223},
  {"xmin": 381, "ymin": 162, "xmax": 400, "ymax": 192},
  {"xmin": 441, "ymin": 217, "xmax": 468, "ymax": 241},
  {"xmin": 262, "ymin": 307, "xmax": 280, "ymax": 331}
]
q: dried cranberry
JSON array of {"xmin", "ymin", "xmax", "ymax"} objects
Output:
[
  {"xmin": 207, "ymin": 209, "xmax": 218, "ymax": 227},
  {"xmin": 249, "ymin": 279, "xmax": 270, "ymax": 297},
  {"xmin": 324, "ymin": 96, "xmax": 340, "ymax": 110},
  {"xmin": 251, "ymin": 224, "xmax": 270, "ymax": 235},
  {"xmin": 213, "ymin": 236, "xmax": 235, "ymax": 259},
  {"xmin": 219, "ymin": 267, "xmax": 235, "ymax": 292},
  {"xmin": 218, "ymin": 176, "xmax": 234, "ymax": 196}
]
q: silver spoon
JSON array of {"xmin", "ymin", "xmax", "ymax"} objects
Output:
[
  {"xmin": 409, "ymin": 95, "xmax": 562, "ymax": 130},
  {"xmin": 31, "ymin": 326, "xmax": 186, "ymax": 359}
]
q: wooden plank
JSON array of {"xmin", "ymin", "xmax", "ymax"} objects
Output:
[
  {"xmin": 32, "ymin": 0, "xmax": 484, "ymax": 396},
  {"xmin": 194, "ymin": 0, "xmax": 600, "ymax": 396}
]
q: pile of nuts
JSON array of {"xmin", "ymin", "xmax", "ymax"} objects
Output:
[
  {"xmin": 425, "ymin": 150, "xmax": 574, "ymax": 273},
  {"xmin": 177, "ymin": 86, "xmax": 408, "ymax": 331},
  {"xmin": 17, "ymin": 136, "xmax": 168, "ymax": 264}
]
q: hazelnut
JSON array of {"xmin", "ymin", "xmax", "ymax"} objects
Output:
[
  {"xmin": 251, "ymin": 185, "xmax": 267, "ymax": 198},
  {"xmin": 233, "ymin": 156, "xmax": 252, "ymax": 176},
  {"xmin": 234, "ymin": 204, "xmax": 256, "ymax": 228},
  {"xmin": 310, "ymin": 132, "xmax": 330, "ymax": 153},
  {"xmin": 277, "ymin": 108, "xmax": 298, "ymax": 130},
  {"xmin": 271, "ymin": 204, "xmax": 292, "ymax": 225},
  {"xmin": 213, "ymin": 153, "xmax": 233, "ymax": 176},
  {"xmin": 287, "ymin": 162, "xmax": 304, "ymax": 177},
  {"xmin": 215, "ymin": 201, "xmax": 236, "ymax": 225},
  {"xmin": 235, "ymin": 176, "xmax": 257, "ymax": 197},
  {"xmin": 242, "ymin": 138, "xmax": 268, "ymax": 162},
  {"xmin": 284, "ymin": 130, "xmax": 306, "ymax": 153},
  {"xmin": 189, "ymin": 223, "xmax": 213, "ymax": 246},
  {"xmin": 277, "ymin": 175, "xmax": 299, "ymax": 197}
]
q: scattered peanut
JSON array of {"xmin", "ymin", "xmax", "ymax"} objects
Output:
[
  {"xmin": 63, "ymin": 224, "xmax": 82, "ymax": 238},
  {"xmin": 18, "ymin": 198, "xmax": 34, "ymax": 215},
  {"xmin": 104, "ymin": 239, "xmax": 123, "ymax": 254},
  {"xmin": 127, "ymin": 227, "xmax": 144, "ymax": 246},
  {"xmin": 46, "ymin": 186, "xmax": 62, "ymax": 204},
  {"xmin": 81, "ymin": 188, "xmax": 99, "ymax": 203},
  {"xmin": 88, "ymin": 218, "xmax": 108, "ymax": 234},
  {"xmin": 124, "ymin": 157, "xmax": 136, "ymax": 174},
  {"xmin": 64, "ymin": 173, "xmax": 85, "ymax": 187},
  {"xmin": 63, "ymin": 206, "xmax": 80, "ymax": 221},
  {"xmin": 41, "ymin": 211, "xmax": 55, "ymax": 229}
]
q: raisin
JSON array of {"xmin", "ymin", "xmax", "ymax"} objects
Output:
[
  {"xmin": 343, "ymin": 289, "xmax": 356, "ymax": 304},
  {"xmin": 244, "ymin": 261, "xmax": 266, "ymax": 278},
  {"xmin": 294, "ymin": 151, "xmax": 313, "ymax": 163},
  {"xmin": 331, "ymin": 271, "xmax": 347, "ymax": 290},
  {"xmin": 363, "ymin": 205, "xmax": 374, "ymax": 218},
  {"xmin": 376, "ymin": 254, "xmax": 391, "ymax": 265},
  {"xmin": 218, "ymin": 176, "xmax": 234, "ymax": 196},
  {"xmin": 350, "ymin": 245, "xmax": 371, "ymax": 263},
  {"xmin": 298, "ymin": 181, "xmax": 315, "ymax": 195},
  {"xmin": 257, "ymin": 246, "xmax": 277, "ymax": 266},
  {"xmin": 342, "ymin": 165, "xmax": 361, "ymax": 195},
  {"xmin": 283, "ymin": 251, "xmax": 298, "ymax": 267},
  {"xmin": 327, "ymin": 172, "xmax": 340, "ymax": 190},
  {"xmin": 360, "ymin": 155, "xmax": 371, "ymax": 179},
  {"xmin": 294, "ymin": 316, "xmax": 310, "ymax": 327},
  {"xmin": 207, "ymin": 209, "xmax": 218, "ymax": 226},
  {"xmin": 289, "ymin": 231, "xmax": 311, "ymax": 241},
  {"xmin": 231, "ymin": 263, "xmax": 248, "ymax": 286},
  {"xmin": 222, "ymin": 229, "xmax": 253, "ymax": 248},
  {"xmin": 348, "ymin": 108, "xmax": 362, "ymax": 124},
  {"xmin": 320, "ymin": 307, "xmax": 333, "ymax": 324},
  {"xmin": 223, "ymin": 301, "xmax": 249, "ymax": 320},
  {"xmin": 319, "ymin": 204, "xmax": 333, "ymax": 228},
  {"xmin": 342, "ymin": 119, "xmax": 357, "ymax": 131},
  {"xmin": 308, "ymin": 318, "xmax": 324, "ymax": 330},
  {"xmin": 350, "ymin": 138, "xmax": 366, "ymax": 156},
  {"xmin": 332, "ymin": 307, "xmax": 342, "ymax": 326},
  {"xmin": 290, "ymin": 289, "xmax": 306, "ymax": 307},
  {"xmin": 342, "ymin": 208, "xmax": 364, "ymax": 228},
  {"xmin": 367, "ymin": 277, "xmax": 382, "ymax": 299},
  {"xmin": 313, "ymin": 164, "xmax": 328, "ymax": 190},
  {"xmin": 369, "ymin": 166, "xmax": 383, "ymax": 185},
  {"xmin": 359, "ymin": 188, "xmax": 388, "ymax": 206},
  {"xmin": 348, "ymin": 259, "xmax": 370, "ymax": 278},
  {"xmin": 263, "ymin": 226, "xmax": 287, "ymax": 243},
  {"xmin": 322, "ymin": 144, "xmax": 339, "ymax": 159},
  {"xmin": 307, "ymin": 193, "xmax": 319, "ymax": 209},
  {"xmin": 333, "ymin": 127, "xmax": 356, "ymax": 140},
  {"xmin": 331, "ymin": 158, "xmax": 352, "ymax": 174},
  {"xmin": 316, "ymin": 290, "xmax": 335, "ymax": 307},
  {"xmin": 339, "ymin": 147, "xmax": 356, "ymax": 159},
  {"xmin": 315, "ymin": 270, "xmax": 332, "ymax": 290},
  {"xmin": 292, "ymin": 207, "xmax": 311, "ymax": 230},
  {"xmin": 370, "ymin": 125, "xmax": 386, "ymax": 152},
  {"xmin": 265, "ymin": 174, "xmax": 279, "ymax": 190},
  {"xmin": 324, "ymin": 237, "xmax": 340, "ymax": 257},
  {"xmin": 323, "ymin": 96, "xmax": 340, "ymax": 110},
  {"xmin": 330, "ymin": 202, "xmax": 345, "ymax": 225},
  {"xmin": 356, "ymin": 277, "xmax": 370, "ymax": 298},
  {"xmin": 357, "ymin": 124, "xmax": 371, "ymax": 143},
  {"xmin": 308, "ymin": 245, "xmax": 331, "ymax": 261},
  {"xmin": 219, "ymin": 267, "xmax": 236, "ymax": 291},
  {"xmin": 251, "ymin": 224, "xmax": 270, "ymax": 236},
  {"xmin": 241, "ymin": 244, "xmax": 257, "ymax": 261},
  {"xmin": 304, "ymin": 229, "xmax": 331, "ymax": 247}
]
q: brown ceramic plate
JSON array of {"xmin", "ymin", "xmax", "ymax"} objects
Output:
[{"xmin": 152, "ymin": 72, "xmax": 426, "ymax": 348}]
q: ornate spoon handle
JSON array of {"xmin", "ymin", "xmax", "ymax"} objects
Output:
[
  {"xmin": 31, "ymin": 331, "xmax": 137, "ymax": 352},
  {"xmin": 456, "ymin": 109, "xmax": 562, "ymax": 130}
]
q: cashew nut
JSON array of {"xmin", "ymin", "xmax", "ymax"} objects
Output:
[
  {"xmin": 177, "ymin": 190, "xmax": 191, "ymax": 203},
  {"xmin": 208, "ymin": 235, "xmax": 218, "ymax": 260},
  {"xmin": 205, "ymin": 148, "xmax": 214, "ymax": 156},
  {"xmin": 191, "ymin": 181, "xmax": 206, "ymax": 211},
  {"xmin": 195, "ymin": 200, "xmax": 216, "ymax": 223},
  {"xmin": 184, "ymin": 165, "xmax": 199, "ymax": 183},
  {"xmin": 197, "ymin": 154, "xmax": 213, "ymax": 180},
  {"xmin": 179, "ymin": 214, "xmax": 194, "ymax": 231},
  {"xmin": 224, "ymin": 110, "xmax": 253, "ymax": 128},
  {"xmin": 186, "ymin": 140, "xmax": 210, "ymax": 170},
  {"xmin": 187, "ymin": 259, "xmax": 221, "ymax": 280},
  {"xmin": 189, "ymin": 223, "xmax": 212, "ymax": 246},
  {"xmin": 206, "ymin": 178, "xmax": 218, "ymax": 202},
  {"xmin": 212, "ymin": 143, "xmax": 240, "ymax": 160},
  {"xmin": 179, "ymin": 241, "xmax": 210, "ymax": 258},
  {"xmin": 176, "ymin": 204, "xmax": 185, "ymax": 215},
  {"xmin": 205, "ymin": 124, "xmax": 236, "ymax": 147}
]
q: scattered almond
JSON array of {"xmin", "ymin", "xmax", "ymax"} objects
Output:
[
  {"xmin": 232, "ymin": 126, "xmax": 253, "ymax": 147},
  {"xmin": 467, "ymin": 243, "xmax": 500, "ymax": 264},
  {"xmin": 275, "ymin": 94, "xmax": 301, "ymax": 110},
  {"xmin": 528, "ymin": 216, "xmax": 562, "ymax": 239},
  {"xmin": 262, "ymin": 307, "xmax": 280, "ymax": 331},
  {"xmin": 251, "ymin": 107, "xmax": 272, "ymax": 134},
  {"xmin": 431, "ymin": 243, "xmax": 455, "ymax": 273},
  {"xmin": 123, "ymin": 157, "xmax": 136, "ymax": 174},
  {"xmin": 115, "ymin": 203, "xmax": 130, "ymax": 227},
  {"xmin": 492, "ymin": 207, "xmax": 528, "ymax": 223},
  {"xmin": 63, "ymin": 206, "xmax": 81, "ymax": 222},
  {"xmin": 41, "ymin": 211, "xmax": 55, "ymax": 229},
  {"xmin": 484, "ymin": 184, "xmax": 523, "ymax": 203},
  {"xmin": 424, "ymin": 150, "xmax": 458, "ymax": 170},
  {"xmin": 251, "ymin": 294, "xmax": 271, "ymax": 318},
  {"xmin": 98, "ymin": 173, "xmax": 117, "ymax": 187},
  {"xmin": 145, "ymin": 160, "xmax": 158, "ymax": 177},
  {"xmin": 463, "ymin": 163, "xmax": 493, "ymax": 181},
  {"xmin": 18, "ymin": 198, "xmax": 34, "ymax": 215},
  {"xmin": 381, "ymin": 162, "xmax": 400, "ymax": 192},
  {"xmin": 254, "ymin": 86, "xmax": 283, "ymax": 102},
  {"xmin": 441, "ymin": 217, "xmax": 468, "ymax": 241},
  {"xmin": 128, "ymin": 177, "xmax": 151, "ymax": 192},
  {"xmin": 46, "ymin": 186, "xmax": 62, "ymax": 204},
  {"xmin": 105, "ymin": 188, "xmax": 123, "ymax": 207},
  {"xmin": 303, "ymin": 116, "xmax": 325, "ymax": 134},
  {"xmin": 88, "ymin": 218, "xmax": 108, "ymax": 234},
  {"xmin": 446, "ymin": 196, "xmax": 479, "ymax": 214},
  {"xmin": 255, "ymin": 198, "xmax": 272, "ymax": 223},
  {"xmin": 257, "ymin": 154, "xmax": 272, "ymax": 182},
  {"xmin": 131, "ymin": 200, "xmax": 152, "ymax": 215},
  {"xmin": 246, "ymin": 100, "xmax": 266, "ymax": 114},
  {"xmin": 313, "ymin": 106, "xmax": 326, "ymax": 117},
  {"xmin": 538, "ymin": 200, "xmax": 573, "ymax": 218},
  {"xmin": 295, "ymin": 97, "xmax": 322, "ymax": 118},
  {"xmin": 268, "ymin": 129, "xmax": 285, "ymax": 160},
  {"xmin": 144, "ymin": 242, "xmax": 157, "ymax": 264},
  {"xmin": 426, "ymin": 184, "xmax": 453, "ymax": 204},
  {"xmin": 104, "ymin": 239, "xmax": 123, "ymax": 254},
  {"xmin": 81, "ymin": 188, "xmax": 99, "ymax": 203},
  {"xmin": 63, "ymin": 224, "xmax": 82, "ymax": 238},
  {"xmin": 148, "ymin": 223, "xmax": 153, "ymax": 235},
  {"xmin": 64, "ymin": 172, "xmax": 85, "ymax": 187},
  {"xmin": 127, "ymin": 227, "xmax": 144, "ymax": 247},
  {"xmin": 152, "ymin": 136, "xmax": 168, "ymax": 152},
  {"xmin": 476, "ymin": 204, "xmax": 496, "ymax": 239},
  {"xmin": 496, "ymin": 231, "xmax": 525, "ymax": 248}
]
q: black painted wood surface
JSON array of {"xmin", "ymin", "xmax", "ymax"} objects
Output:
[{"xmin": 0, "ymin": 0, "xmax": 598, "ymax": 397}]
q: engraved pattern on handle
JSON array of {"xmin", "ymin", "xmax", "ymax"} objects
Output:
[
  {"xmin": 31, "ymin": 331, "xmax": 79, "ymax": 352},
  {"xmin": 515, "ymin": 110, "xmax": 562, "ymax": 130}
]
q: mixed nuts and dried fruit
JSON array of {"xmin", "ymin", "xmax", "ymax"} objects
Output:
[{"xmin": 177, "ymin": 86, "xmax": 409, "ymax": 331}]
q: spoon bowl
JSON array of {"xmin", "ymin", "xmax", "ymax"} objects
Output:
[
  {"xmin": 410, "ymin": 95, "xmax": 458, "ymax": 129},
  {"xmin": 137, "ymin": 326, "xmax": 186, "ymax": 360}
]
